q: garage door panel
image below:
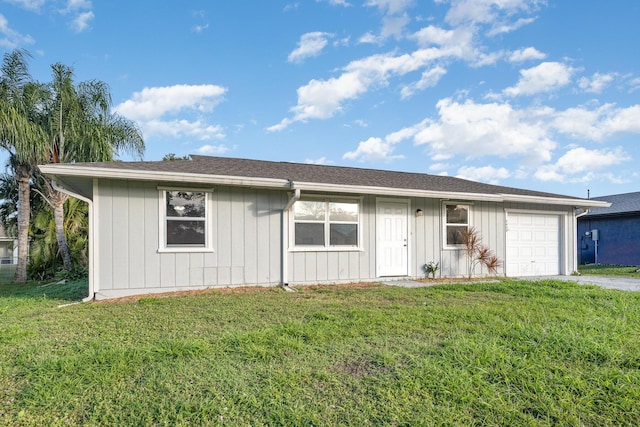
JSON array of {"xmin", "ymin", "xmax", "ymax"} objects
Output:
[
  {"xmin": 506, "ymin": 213, "xmax": 561, "ymax": 277},
  {"xmin": 533, "ymin": 230, "xmax": 547, "ymax": 241}
]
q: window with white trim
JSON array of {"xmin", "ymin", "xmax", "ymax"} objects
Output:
[
  {"xmin": 293, "ymin": 199, "xmax": 359, "ymax": 248},
  {"xmin": 444, "ymin": 203, "xmax": 469, "ymax": 247},
  {"xmin": 160, "ymin": 189, "xmax": 211, "ymax": 251}
]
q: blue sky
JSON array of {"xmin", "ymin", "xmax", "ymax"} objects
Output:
[{"xmin": 1, "ymin": 0, "xmax": 639, "ymax": 198}]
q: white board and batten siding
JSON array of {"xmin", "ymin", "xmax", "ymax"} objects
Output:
[
  {"xmin": 93, "ymin": 178, "xmax": 578, "ymax": 299},
  {"xmin": 289, "ymin": 194, "xmax": 376, "ymax": 284},
  {"xmin": 94, "ymin": 179, "xmax": 286, "ymax": 299}
]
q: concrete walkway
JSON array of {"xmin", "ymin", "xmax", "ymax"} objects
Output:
[{"xmin": 382, "ymin": 276, "xmax": 640, "ymax": 292}]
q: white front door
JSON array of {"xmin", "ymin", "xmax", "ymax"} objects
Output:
[{"xmin": 377, "ymin": 201, "xmax": 409, "ymax": 276}]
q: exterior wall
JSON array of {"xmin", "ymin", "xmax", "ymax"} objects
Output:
[
  {"xmin": 288, "ymin": 194, "xmax": 376, "ymax": 284},
  {"xmin": 0, "ymin": 241, "xmax": 14, "ymax": 264},
  {"xmin": 0, "ymin": 223, "xmax": 16, "ymax": 264},
  {"xmin": 291, "ymin": 197, "xmax": 514, "ymax": 282},
  {"xmin": 578, "ymin": 215, "xmax": 640, "ymax": 266},
  {"xmin": 94, "ymin": 179, "xmax": 286, "ymax": 299},
  {"xmin": 93, "ymin": 178, "xmax": 577, "ymax": 299}
]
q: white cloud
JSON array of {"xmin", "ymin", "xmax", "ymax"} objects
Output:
[
  {"xmin": 116, "ymin": 84, "xmax": 228, "ymax": 141},
  {"xmin": 116, "ymin": 84, "xmax": 227, "ymax": 121},
  {"xmin": 411, "ymin": 25, "xmax": 475, "ymax": 60},
  {"xmin": 578, "ymin": 72, "xmax": 616, "ymax": 94},
  {"xmin": 444, "ymin": 0, "xmax": 540, "ymax": 27},
  {"xmin": 413, "ymin": 98, "xmax": 556, "ymax": 165},
  {"xmin": 504, "ymin": 61, "xmax": 574, "ymax": 97},
  {"xmin": 144, "ymin": 119, "xmax": 225, "ymax": 141},
  {"xmin": 58, "ymin": 0, "xmax": 94, "ymax": 33},
  {"xmin": 283, "ymin": 3, "xmax": 299, "ymax": 12},
  {"xmin": 269, "ymin": 47, "xmax": 460, "ymax": 131},
  {"xmin": 535, "ymin": 146, "xmax": 630, "ymax": 182},
  {"xmin": 508, "ymin": 47, "xmax": 546, "ymax": 62},
  {"xmin": 343, "ymin": 136, "xmax": 404, "ymax": 162},
  {"xmin": 550, "ymin": 104, "xmax": 640, "ymax": 141},
  {"xmin": 62, "ymin": 0, "xmax": 92, "ymax": 12},
  {"xmin": 365, "ymin": 0, "xmax": 414, "ymax": 15},
  {"xmin": 305, "ymin": 156, "xmax": 334, "ymax": 165},
  {"xmin": 70, "ymin": 11, "xmax": 94, "ymax": 32},
  {"xmin": 487, "ymin": 17, "xmax": 536, "ymax": 36},
  {"xmin": 0, "ymin": 14, "xmax": 35, "ymax": 48},
  {"xmin": 317, "ymin": 0, "xmax": 351, "ymax": 6},
  {"xmin": 456, "ymin": 165, "xmax": 511, "ymax": 184},
  {"xmin": 3, "ymin": 0, "xmax": 44, "ymax": 11},
  {"xmin": 429, "ymin": 162, "xmax": 450, "ymax": 171},
  {"xmin": 342, "ymin": 118, "xmax": 428, "ymax": 162},
  {"xmin": 401, "ymin": 65, "xmax": 447, "ymax": 98},
  {"xmin": 193, "ymin": 23, "xmax": 209, "ymax": 33},
  {"xmin": 358, "ymin": 32, "xmax": 378, "ymax": 44},
  {"xmin": 288, "ymin": 32, "xmax": 333, "ymax": 63},
  {"xmin": 385, "ymin": 118, "xmax": 429, "ymax": 143},
  {"xmin": 361, "ymin": 0, "xmax": 414, "ymax": 42},
  {"xmin": 196, "ymin": 143, "xmax": 229, "ymax": 154},
  {"xmin": 628, "ymin": 77, "xmax": 640, "ymax": 92},
  {"xmin": 380, "ymin": 13, "xmax": 411, "ymax": 39}
]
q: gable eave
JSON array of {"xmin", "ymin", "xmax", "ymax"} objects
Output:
[
  {"xmin": 39, "ymin": 164, "xmax": 293, "ymax": 190},
  {"xmin": 39, "ymin": 163, "xmax": 606, "ymax": 208}
]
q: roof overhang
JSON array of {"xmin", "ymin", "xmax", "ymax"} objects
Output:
[{"xmin": 39, "ymin": 164, "xmax": 610, "ymax": 208}]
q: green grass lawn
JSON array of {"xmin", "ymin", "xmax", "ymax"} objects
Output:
[
  {"xmin": 1, "ymin": 279, "xmax": 639, "ymax": 426},
  {"xmin": 579, "ymin": 264, "xmax": 640, "ymax": 278}
]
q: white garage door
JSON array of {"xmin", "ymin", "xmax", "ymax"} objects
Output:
[{"xmin": 506, "ymin": 213, "xmax": 560, "ymax": 277}]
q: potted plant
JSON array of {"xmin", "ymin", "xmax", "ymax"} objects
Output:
[{"xmin": 425, "ymin": 261, "xmax": 440, "ymax": 279}]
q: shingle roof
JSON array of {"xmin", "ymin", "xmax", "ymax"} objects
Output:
[
  {"xmin": 74, "ymin": 155, "xmax": 580, "ymax": 200},
  {"xmin": 584, "ymin": 191, "xmax": 640, "ymax": 216}
]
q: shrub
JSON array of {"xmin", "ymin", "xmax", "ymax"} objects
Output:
[{"xmin": 460, "ymin": 227, "xmax": 501, "ymax": 278}]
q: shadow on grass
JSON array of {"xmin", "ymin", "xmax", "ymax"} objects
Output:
[{"xmin": 0, "ymin": 278, "xmax": 88, "ymax": 302}]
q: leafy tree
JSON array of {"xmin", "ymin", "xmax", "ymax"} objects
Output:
[
  {"xmin": 1, "ymin": 50, "xmax": 144, "ymax": 281},
  {"xmin": 0, "ymin": 49, "xmax": 49, "ymax": 282},
  {"xmin": 28, "ymin": 196, "xmax": 88, "ymax": 280},
  {"xmin": 36, "ymin": 62, "xmax": 144, "ymax": 271},
  {"xmin": 162, "ymin": 153, "xmax": 190, "ymax": 161},
  {"xmin": 0, "ymin": 168, "xmax": 87, "ymax": 280}
]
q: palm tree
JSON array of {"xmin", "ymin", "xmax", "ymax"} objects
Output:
[
  {"xmin": 37, "ymin": 62, "xmax": 144, "ymax": 271},
  {"xmin": 28, "ymin": 195, "xmax": 88, "ymax": 280},
  {"xmin": 0, "ymin": 49, "xmax": 49, "ymax": 283}
]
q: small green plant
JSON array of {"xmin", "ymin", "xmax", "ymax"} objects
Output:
[{"xmin": 424, "ymin": 261, "xmax": 440, "ymax": 279}]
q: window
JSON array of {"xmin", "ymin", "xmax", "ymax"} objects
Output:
[
  {"xmin": 293, "ymin": 199, "xmax": 359, "ymax": 249},
  {"xmin": 160, "ymin": 189, "xmax": 212, "ymax": 251},
  {"xmin": 444, "ymin": 204, "xmax": 469, "ymax": 246}
]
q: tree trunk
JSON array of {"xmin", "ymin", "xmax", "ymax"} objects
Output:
[
  {"xmin": 51, "ymin": 191, "xmax": 72, "ymax": 270},
  {"xmin": 14, "ymin": 168, "xmax": 30, "ymax": 283}
]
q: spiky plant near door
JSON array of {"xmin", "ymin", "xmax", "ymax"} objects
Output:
[{"xmin": 460, "ymin": 226, "xmax": 501, "ymax": 279}]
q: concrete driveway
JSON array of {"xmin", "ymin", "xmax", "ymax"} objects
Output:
[
  {"xmin": 530, "ymin": 275, "xmax": 640, "ymax": 292},
  {"xmin": 383, "ymin": 276, "xmax": 640, "ymax": 291}
]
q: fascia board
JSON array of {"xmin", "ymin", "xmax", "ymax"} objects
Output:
[
  {"xmin": 38, "ymin": 164, "xmax": 292, "ymax": 189},
  {"xmin": 294, "ymin": 181, "xmax": 504, "ymax": 201},
  {"xmin": 500, "ymin": 193, "xmax": 611, "ymax": 208}
]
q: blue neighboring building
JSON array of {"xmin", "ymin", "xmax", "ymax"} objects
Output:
[{"xmin": 577, "ymin": 191, "xmax": 640, "ymax": 266}]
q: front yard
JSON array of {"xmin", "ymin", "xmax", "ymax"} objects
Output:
[{"xmin": 1, "ymin": 278, "xmax": 639, "ymax": 426}]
